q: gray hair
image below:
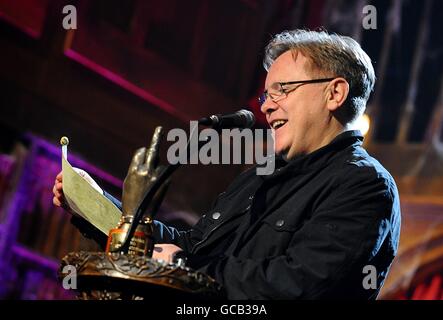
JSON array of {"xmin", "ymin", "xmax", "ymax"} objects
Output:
[{"xmin": 264, "ymin": 29, "xmax": 375, "ymax": 123}]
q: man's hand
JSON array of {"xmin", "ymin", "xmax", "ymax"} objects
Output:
[
  {"xmin": 122, "ymin": 126, "xmax": 165, "ymax": 217},
  {"xmin": 152, "ymin": 244, "xmax": 183, "ymax": 263},
  {"xmin": 53, "ymin": 169, "xmax": 106, "ymax": 247},
  {"xmin": 52, "ymin": 168, "xmax": 102, "ymax": 211},
  {"xmin": 52, "ymin": 171, "xmax": 66, "ymax": 208}
]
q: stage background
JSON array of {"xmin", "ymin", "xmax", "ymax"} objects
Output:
[{"xmin": 0, "ymin": 0, "xmax": 442, "ymax": 299}]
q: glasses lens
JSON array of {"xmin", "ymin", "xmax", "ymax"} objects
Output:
[
  {"xmin": 268, "ymin": 83, "xmax": 284, "ymax": 102},
  {"xmin": 258, "ymin": 92, "xmax": 267, "ymax": 106},
  {"xmin": 259, "ymin": 83, "xmax": 286, "ymax": 106}
]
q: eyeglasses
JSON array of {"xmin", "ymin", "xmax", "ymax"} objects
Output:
[{"xmin": 258, "ymin": 78, "xmax": 336, "ymax": 106}]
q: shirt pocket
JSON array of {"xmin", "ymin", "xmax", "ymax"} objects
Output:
[{"xmin": 252, "ymin": 217, "xmax": 300, "ymax": 256}]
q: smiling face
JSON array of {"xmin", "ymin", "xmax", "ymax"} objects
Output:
[{"xmin": 261, "ymin": 50, "xmax": 338, "ymax": 159}]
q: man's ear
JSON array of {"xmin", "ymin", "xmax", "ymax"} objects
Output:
[{"xmin": 325, "ymin": 77, "xmax": 349, "ymax": 112}]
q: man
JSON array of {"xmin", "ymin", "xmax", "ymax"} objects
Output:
[{"xmin": 53, "ymin": 29, "xmax": 401, "ymax": 299}]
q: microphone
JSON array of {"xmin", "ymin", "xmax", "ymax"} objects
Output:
[{"xmin": 198, "ymin": 109, "xmax": 255, "ymax": 129}]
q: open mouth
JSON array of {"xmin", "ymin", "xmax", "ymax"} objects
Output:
[{"xmin": 271, "ymin": 120, "xmax": 288, "ymax": 130}]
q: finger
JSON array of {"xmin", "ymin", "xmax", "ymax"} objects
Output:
[
  {"xmin": 53, "ymin": 184, "xmax": 60, "ymax": 196},
  {"xmin": 128, "ymin": 147, "xmax": 146, "ymax": 172},
  {"xmin": 56, "ymin": 171, "xmax": 63, "ymax": 182},
  {"xmin": 53, "ymin": 189, "xmax": 64, "ymax": 200},
  {"xmin": 53, "ymin": 187, "xmax": 65, "ymax": 202},
  {"xmin": 145, "ymin": 126, "xmax": 163, "ymax": 172},
  {"xmin": 53, "ymin": 196, "xmax": 62, "ymax": 207},
  {"xmin": 55, "ymin": 181, "xmax": 63, "ymax": 192},
  {"xmin": 53, "ymin": 183, "xmax": 63, "ymax": 196}
]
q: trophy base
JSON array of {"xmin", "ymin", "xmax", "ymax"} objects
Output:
[{"xmin": 58, "ymin": 251, "xmax": 224, "ymax": 300}]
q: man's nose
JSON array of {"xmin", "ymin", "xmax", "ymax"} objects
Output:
[{"xmin": 260, "ymin": 97, "xmax": 278, "ymax": 115}]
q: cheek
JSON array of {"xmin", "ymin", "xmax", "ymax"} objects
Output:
[{"xmin": 300, "ymin": 93, "xmax": 325, "ymax": 119}]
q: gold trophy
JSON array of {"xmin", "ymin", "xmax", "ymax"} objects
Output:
[{"xmin": 106, "ymin": 126, "xmax": 165, "ymax": 257}]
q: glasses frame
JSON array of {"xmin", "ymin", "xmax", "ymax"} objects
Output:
[{"xmin": 258, "ymin": 77, "xmax": 336, "ymax": 106}]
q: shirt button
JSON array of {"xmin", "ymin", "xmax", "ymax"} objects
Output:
[
  {"xmin": 275, "ymin": 219, "xmax": 285, "ymax": 227},
  {"xmin": 212, "ymin": 212, "xmax": 221, "ymax": 220},
  {"xmin": 248, "ymin": 195, "xmax": 254, "ymax": 200}
]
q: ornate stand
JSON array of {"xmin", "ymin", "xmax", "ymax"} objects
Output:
[{"xmin": 58, "ymin": 251, "xmax": 223, "ymax": 300}]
